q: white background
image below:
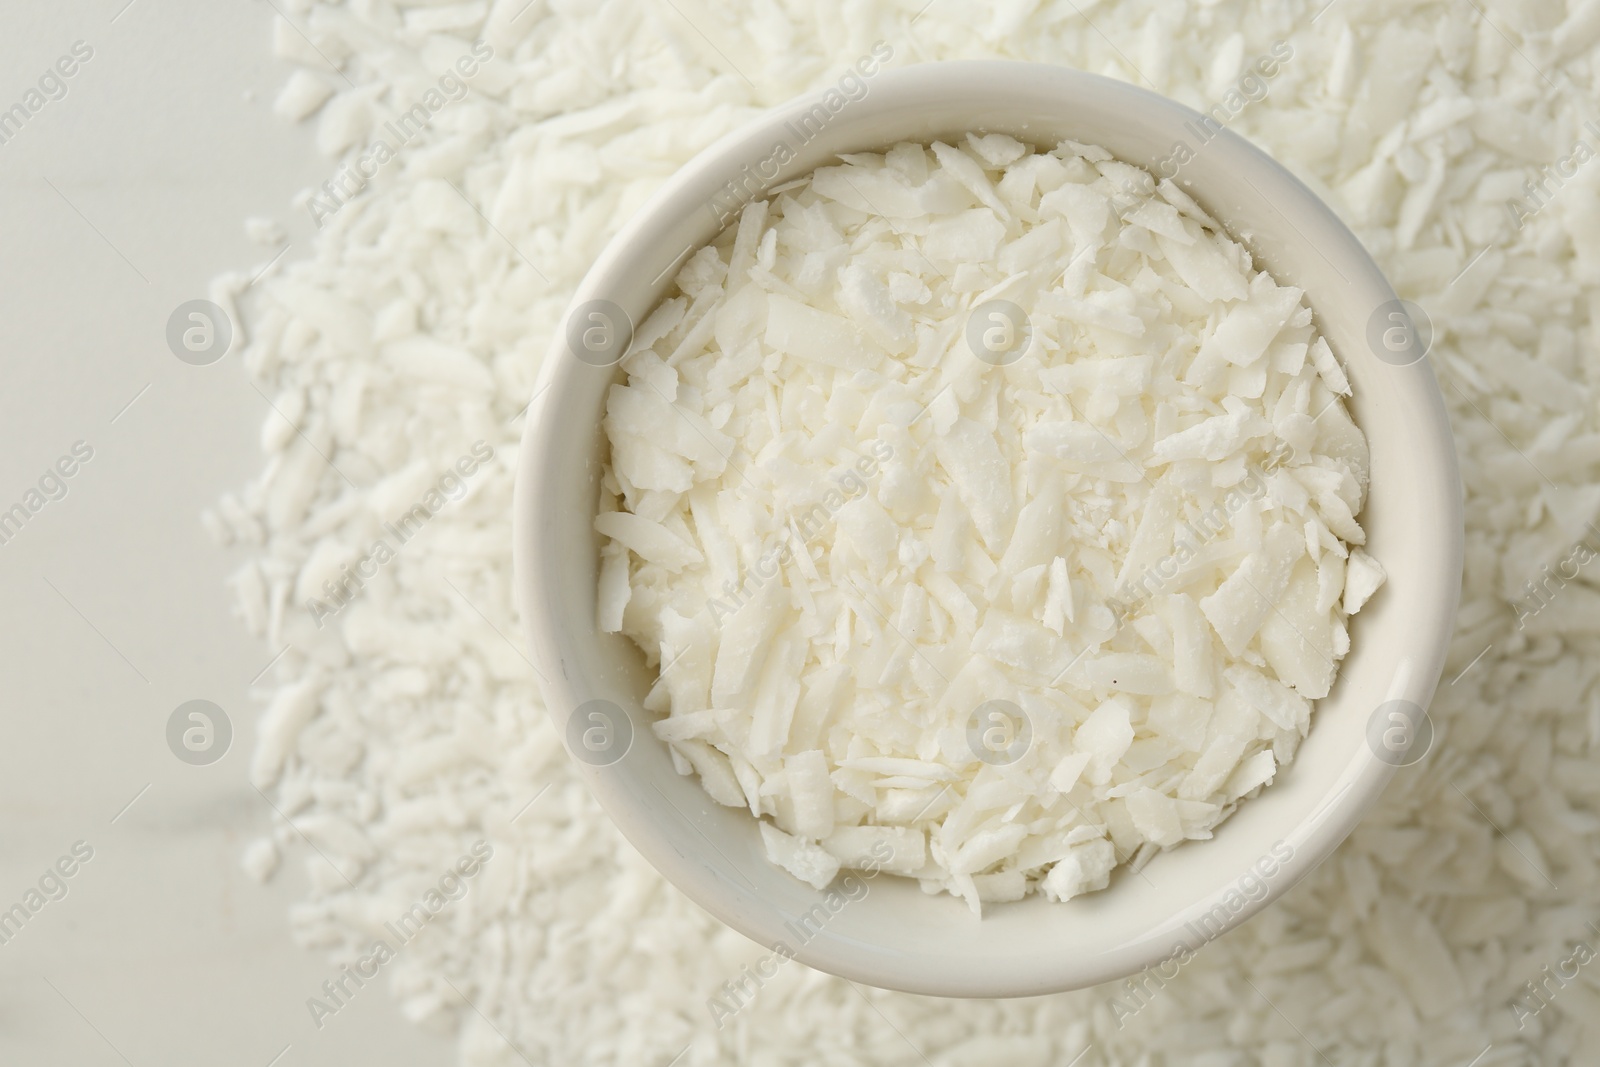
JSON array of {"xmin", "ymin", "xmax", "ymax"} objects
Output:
[{"xmin": 0, "ymin": 3, "xmax": 450, "ymax": 1063}]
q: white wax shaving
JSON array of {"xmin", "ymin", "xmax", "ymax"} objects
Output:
[{"xmin": 597, "ymin": 138, "xmax": 1378, "ymax": 912}]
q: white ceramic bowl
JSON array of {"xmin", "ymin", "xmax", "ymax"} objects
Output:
[{"xmin": 513, "ymin": 61, "xmax": 1462, "ymax": 998}]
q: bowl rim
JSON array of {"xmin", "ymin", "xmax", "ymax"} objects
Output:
[{"xmin": 513, "ymin": 59, "xmax": 1463, "ymax": 998}]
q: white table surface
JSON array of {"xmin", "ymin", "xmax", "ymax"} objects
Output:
[{"xmin": 0, "ymin": 3, "xmax": 451, "ymax": 1064}]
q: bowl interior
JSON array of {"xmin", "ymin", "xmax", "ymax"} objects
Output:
[{"xmin": 513, "ymin": 61, "xmax": 1461, "ymax": 997}]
